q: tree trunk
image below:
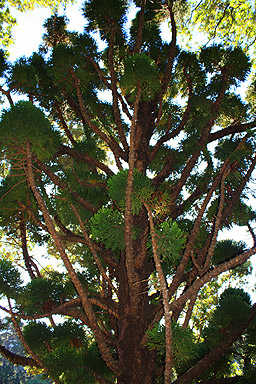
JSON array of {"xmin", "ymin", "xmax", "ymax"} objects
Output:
[
  {"xmin": 117, "ymin": 313, "xmax": 157, "ymax": 384},
  {"xmin": 116, "ymin": 246, "xmax": 158, "ymax": 384}
]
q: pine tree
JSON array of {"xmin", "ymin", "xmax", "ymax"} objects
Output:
[{"xmin": 0, "ymin": 1, "xmax": 256, "ymax": 383}]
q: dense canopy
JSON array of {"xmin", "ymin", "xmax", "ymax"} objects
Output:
[{"xmin": 0, "ymin": 1, "xmax": 256, "ymax": 383}]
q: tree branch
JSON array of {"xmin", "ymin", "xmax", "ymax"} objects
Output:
[
  {"xmin": 133, "ymin": 0, "xmax": 146, "ymax": 54},
  {"xmin": 108, "ymin": 25, "xmax": 129, "ymax": 153},
  {"xmin": 143, "ymin": 200, "xmax": 173, "ymax": 384},
  {"xmin": 34, "ymin": 156, "xmax": 98, "ymax": 213},
  {"xmin": 161, "ymin": 1, "xmax": 177, "ymax": 94},
  {"xmin": 0, "ymin": 344, "xmax": 39, "ymax": 368},
  {"xmin": 72, "ymin": 71, "xmax": 126, "ymax": 162},
  {"xmin": 25, "ymin": 141, "xmax": 119, "ymax": 375},
  {"xmin": 173, "ymin": 304, "xmax": 256, "ymax": 384},
  {"xmin": 124, "ymin": 88, "xmax": 142, "ymax": 313},
  {"xmin": 71, "ymin": 203, "xmax": 118, "ymax": 294},
  {"xmin": 8, "ymin": 298, "xmax": 43, "ymax": 368},
  {"xmin": 209, "ymin": 120, "xmax": 256, "ymax": 142},
  {"xmin": 54, "ymin": 102, "xmax": 77, "ymax": 146}
]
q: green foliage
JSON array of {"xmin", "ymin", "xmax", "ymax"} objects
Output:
[
  {"xmin": 52, "ymin": 321, "xmax": 86, "ymax": 348},
  {"xmin": 23, "ymin": 320, "xmax": 112, "ymax": 384},
  {"xmin": 23, "ymin": 320, "xmax": 86, "ymax": 355},
  {"xmin": 219, "ymin": 287, "xmax": 251, "ymax": 305},
  {"xmin": 130, "ymin": 12, "xmax": 168, "ymax": 62},
  {"xmin": 89, "ymin": 207, "xmax": 125, "ymax": 251},
  {"xmin": 83, "ymin": 0, "xmax": 128, "ymax": 44},
  {"xmin": 0, "ymin": 101, "xmax": 61, "ymax": 160},
  {"xmin": 20, "ymin": 277, "xmax": 70, "ymax": 314},
  {"xmin": 44, "ymin": 347, "xmax": 90, "ymax": 384},
  {"xmin": 107, "ymin": 169, "xmax": 154, "ymax": 214},
  {"xmin": 214, "ymin": 137, "xmax": 254, "ymax": 163},
  {"xmin": 23, "ymin": 322, "xmax": 52, "ymax": 354},
  {"xmin": 120, "ymin": 53, "xmax": 160, "ymax": 101},
  {"xmin": 0, "ymin": 171, "xmax": 29, "ymax": 224},
  {"xmin": 0, "ymin": 258, "xmax": 22, "ymax": 297},
  {"xmin": 42, "ymin": 15, "xmax": 70, "ymax": 48},
  {"xmin": 200, "ymin": 46, "xmax": 250, "ymax": 84},
  {"xmin": 176, "ymin": 51, "xmax": 206, "ymax": 96},
  {"xmin": 153, "ymin": 219, "xmax": 186, "ymax": 267},
  {"xmin": 218, "ymin": 93, "xmax": 248, "ymax": 125},
  {"xmin": 203, "ymin": 288, "xmax": 251, "ymax": 347},
  {"xmin": 187, "ymin": 0, "xmax": 256, "ymax": 53},
  {"xmin": 213, "ymin": 239, "xmax": 247, "ymax": 265},
  {"xmin": 146, "ymin": 322, "xmax": 198, "ymax": 367}
]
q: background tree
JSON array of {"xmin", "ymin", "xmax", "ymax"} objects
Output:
[
  {"xmin": 0, "ymin": 1, "xmax": 256, "ymax": 383},
  {"xmin": 0, "ymin": 0, "xmax": 71, "ymax": 47},
  {"xmin": 178, "ymin": 0, "xmax": 256, "ymax": 54},
  {"xmin": 0, "ymin": 317, "xmax": 52, "ymax": 383}
]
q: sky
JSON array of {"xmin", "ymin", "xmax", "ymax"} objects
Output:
[
  {"xmin": 8, "ymin": 0, "xmax": 85, "ymax": 61},
  {"xmin": 3, "ymin": 0, "xmax": 256, "ymax": 299}
]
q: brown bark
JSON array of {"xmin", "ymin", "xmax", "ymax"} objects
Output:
[
  {"xmin": 116, "ymin": 253, "xmax": 158, "ymax": 384},
  {"xmin": 124, "ymin": 88, "xmax": 142, "ymax": 315},
  {"xmin": 20, "ymin": 218, "xmax": 41, "ymax": 279},
  {"xmin": 144, "ymin": 201, "xmax": 173, "ymax": 384},
  {"xmin": 133, "ymin": 0, "xmax": 146, "ymax": 54},
  {"xmin": 55, "ymin": 102, "xmax": 77, "ymax": 146},
  {"xmin": 108, "ymin": 25, "xmax": 129, "ymax": 154},
  {"xmin": 25, "ymin": 141, "xmax": 119, "ymax": 375},
  {"xmin": 0, "ymin": 344, "xmax": 39, "ymax": 368},
  {"xmin": 209, "ymin": 120, "xmax": 256, "ymax": 142}
]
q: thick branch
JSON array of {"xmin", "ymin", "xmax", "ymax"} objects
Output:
[
  {"xmin": 19, "ymin": 213, "xmax": 41, "ymax": 279},
  {"xmin": 25, "ymin": 142, "xmax": 119, "ymax": 374},
  {"xmin": 161, "ymin": 2, "xmax": 177, "ymax": 94},
  {"xmin": 133, "ymin": 0, "xmax": 146, "ymax": 54},
  {"xmin": 58, "ymin": 144, "xmax": 114, "ymax": 176},
  {"xmin": 144, "ymin": 200, "xmax": 173, "ymax": 384},
  {"xmin": 108, "ymin": 25, "xmax": 129, "ymax": 153},
  {"xmin": 209, "ymin": 120, "xmax": 256, "ymax": 142},
  {"xmin": 55, "ymin": 102, "xmax": 77, "ymax": 146},
  {"xmin": 0, "ymin": 344, "xmax": 39, "ymax": 368},
  {"xmin": 0, "ymin": 86, "xmax": 14, "ymax": 106},
  {"xmin": 124, "ymin": 88, "xmax": 142, "ymax": 313}
]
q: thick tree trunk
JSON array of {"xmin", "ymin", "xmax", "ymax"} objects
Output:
[
  {"xmin": 117, "ymin": 320, "xmax": 157, "ymax": 384},
  {"xmin": 117, "ymin": 310, "xmax": 157, "ymax": 384},
  {"xmin": 116, "ymin": 247, "xmax": 157, "ymax": 384},
  {"xmin": 115, "ymin": 102, "xmax": 159, "ymax": 383}
]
